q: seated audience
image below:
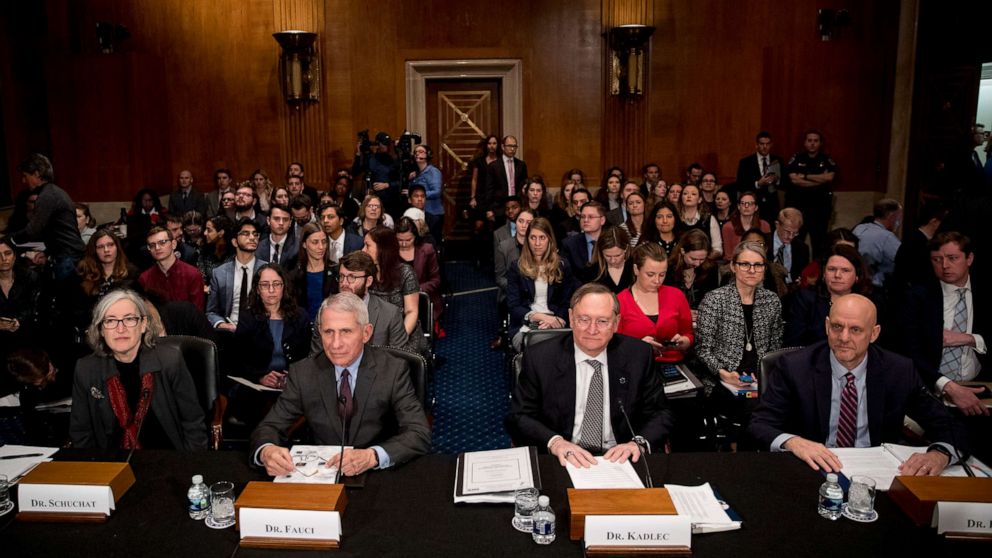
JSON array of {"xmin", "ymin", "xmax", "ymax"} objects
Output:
[
  {"xmin": 138, "ymin": 226, "xmax": 205, "ymax": 311},
  {"xmin": 198, "ymin": 215, "xmax": 233, "ymax": 288},
  {"xmin": 721, "ymin": 191, "xmax": 770, "ymax": 259},
  {"xmin": 396, "ymin": 217, "xmax": 441, "ymax": 325},
  {"xmin": 319, "ymin": 202, "xmax": 364, "ymax": 264},
  {"xmin": 640, "ymin": 200, "xmax": 681, "ymax": 256},
  {"xmin": 676, "ymin": 184, "xmax": 722, "ymax": 257},
  {"xmin": 594, "ymin": 172, "xmax": 622, "ymax": 211},
  {"xmin": 0, "ymin": 237, "xmax": 39, "ymax": 368},
  {"xmin": 561, "ymin": 200, "xmax": 607, "ymax": 283},
  {"xmin": 181, "ymin": 211, "xmax": 206, "ymax": 251},
  {"xmin": 786, "ymin": 244, "xmax": 874, "ymax": 347},
  {"xmin": 555, "ymin": 187, "xmax": 591, "ymax": 240},
  {"xmin": 164, "ymin": 213, "xmax": 198, "ymax": 265},
  {"xmin": 364, "ymin": 226, "xmax": 426, "ymax": 354},
  {"xmin": 769, "ymin": 208, "xmax": 809, "ymax": 288},
  {"xmin": 69, "ymin": 289, "xmax": 207, "ymax": 450},
  {"xmin": 592, "ymin": 226, "xmax": 634, "ymax": 294},
  {"xmin": 250, "ymin": 169, "xmax": 275, "ymax": 214},
  {"xmin": 713, "ymin": 190, "xmax": 733, "ymax": 229},
  {"xmin": 798, "ymin": 228, "xmax": 859, "ymax": 289},
  {"xmin": 352, "ymin": 194, "xmax": 393, "ymax": 237},
  {"xmin": 75, "ymin": 203, "xmax": 97, "ymax": 245},
  {"xmin": 74, "ymin": 230, "xmax": 139, "ymax": 327},
  {"xmin": 664, "ymin": 229, "xmax": 721, "ymax": 312},
  {"xmin": 666, "ymin": 183, "xmax": 683, "ymax": 206},
  {"xmin": 7, "ymin": 349, "xmax": 73, "ymax": 445},
  {"xmin": 270, "ymin": 186, "xmax": 291, "ymax": 210},
  {"xmin": 257, "ymin": 204, "xmax": 298, "ymax": 270},
  {"xmin": 288, "ymin": 223, "xmax": 335, "ymax": 322},
  {"xmin": 618, "ymin": 191, "xmax": 647, "ymax": 245},
  {"xmin": 206, "ymin": 218, "xmax": 267, "ymax": 330},
  {"xmin": 328, "ymin": 174, "xmax": 360, "ymax": 224}
]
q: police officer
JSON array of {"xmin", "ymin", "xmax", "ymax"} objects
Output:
[{"xmin": 786, "ymin": 129, "xmax": 836, "ymax": 257}]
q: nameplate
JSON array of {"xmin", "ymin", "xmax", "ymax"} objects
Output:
[
  {"xmin": 18, "ymin": 483, "xmax": 114, "ymax": 516},
  {"xmin": 584, "ymin": 514, "xmax": 692, "ymax": 548},
  {"xmin": 240, "ymin": 507, "xmax": 341, "ymax": 541},
  {"xmin": 935, "ymin": 502, "xmax": 992, "ymax": 535}
]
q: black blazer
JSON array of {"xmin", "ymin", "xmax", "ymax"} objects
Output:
[
  {"xmin": 734, "ymin": 153, "xmax": 783, "ymax": 218},
  {"xmin": 770, "ymin": 225, "xmax": 810, "ymax": 283},
  {"xmin": 69, "ymin": 345, "xmax": 208, "ymax": 450},
  {"xmin": 506, "ymin": 333, "xmax": 673, "ymax": 451},
  {"xmin": 234, "ymin": 307, "xmax": 313, "ymax": 382},
  {"xmin": 505, "ymin": 260, "xmax": 577, "ymax": 339},
  {"xmin": 288, "ymin": 265, "xmax": 338, "ymax": 313},
  {"xmin": 168, "ymin": 188, "xmax": 209, "ymax": 218},
  {"xmin": 484, "ymin": 157, "xmax": 528, "ymax": 215},
  {"xmin": 748, "ymin": 342, "xmax": 964, "ymax": 451},
  {"xmin": 560, "ymin": 232, "xmax": 597, "ymax": 283}
]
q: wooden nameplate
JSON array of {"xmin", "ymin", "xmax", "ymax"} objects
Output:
[
  {"xmin": 889, "ymin": 476, "xmax": 992, "ymax": 527},
  {"xmin": 235, "ymin": 482, "xmax": 347, "ymax": 550},
  {"xmin": 17, "ymin": 461, "xmax": 135, "ymax": 523},
  {"xmin": 567, "ymin": 488, "xmax": 677, "ymax": 541}
]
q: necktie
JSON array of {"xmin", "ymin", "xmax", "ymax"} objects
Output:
[
  {"xmin": 588, "ymin": 240, "xmax": 595, "ymax": 262},
  {"xmin": 775, "ymin": 243, "xmax": 786, "ymax": 266},
  {"xmin": 273, "ymin": 243, "xmax": 281, "ymax": 265},
  {"xmin": 238, "ymin": 266, "xmax": 249, "ymax": 315},
  {"xmin": 330, "ymin": 240, "xmax": 338, "ymax": 264},
  {"xmin": 938, "ymin": 288, "xmax": 968, "ymax": 380},
  {"xmin": 339, "ymin": 368, "xmax": 354, "ymax": 435},
  {"xmin": 577, "ymin": 359, "xmax": 604, "ymax": 453},
  {"xmin": 506, "ymin": 159, "xmax": 515, "ymax": 196},
  {"xmin": 836, "ymin": 372, "xmax": 858, "ymax": 448},
  {"xmin": 183, "ymin": 191, "xmax": 188, "ymax": 201},
  {"xmin": 761, "ymin": 156, "xmax": 769, "ymax": 176}
]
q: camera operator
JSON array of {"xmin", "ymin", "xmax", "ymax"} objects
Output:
[{"xmin": 352, "ymin": 131, "xmax": 400, "ymax": 214}]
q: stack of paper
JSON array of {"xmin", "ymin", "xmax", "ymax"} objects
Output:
[
  {"xmin": 273, "ymin": 445, "xmax": 350, "ymax": 484},
  {"xmin": 666, "ymin": 483, "xmax": 742, "ymax": 533},
  {"xmin": 453, "ymin": 446, "xmax": 541, "ymax": 503},
  {"xmin": 0, "ymin": 445, "xmax": 59, "ymax": 483},
  {"xmin": 565, "ymin": 458, "xmax": 645, "ymax": 489},
  {"xmin": 832, "ymin": 444, "xmax": 992, "ymax": 490}
]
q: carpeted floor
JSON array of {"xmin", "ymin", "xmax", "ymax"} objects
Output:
[{"xmin": 430, "ymin": 261, "xmax": 512, "ymax": 454}]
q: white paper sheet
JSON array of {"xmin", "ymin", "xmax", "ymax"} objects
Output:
[
  {"xmin": 273, "ymin": 445, "xmax": 350, "ymax": 484},
  {"xmin": 462, "ymin": 446, "xmax": 534, "ymax": 494},
  {"xmin": 566, "ymin": 458, "xmax": 644, "ymax": 489},
  {"xmin": 0, "ymin": 445, "xmax": 59, "ymax": 482},
  {"xmin": 666, "ymin": 483, "xmax": 742, "ymax": 533},
  {"xmin": 228, "ymin": 375, "xmax": 282, "ymax": 392}
]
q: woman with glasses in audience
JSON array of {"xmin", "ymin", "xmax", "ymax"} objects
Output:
[
  {"xmin": 699, "ymin": 173, "xmax": 720, "ymax": 212},
  {"xmin": 785, "ymin": 244, "xmax": 874, "ymax": 346},
  {"xmin": 69, "ymin": 289, "xmax": 207, "ymax": 450},
  {"xmin": 721, "ymin": 191, "xmax": 770, "ymax": 259},
  {"xmin": 618, "ymin": 243, "xmax": 693, "ymax": 363},
  {"xmin": 218, "ymin": 190, "xmax": 237, "ymax": 221},
  {"xmin": 289, "ymin": 223, "xmax": 334, "ymax": 322},
  {"xmin": 696, "ymin": 241, "xmax": 783, "ymax": 392},
  {"xmin": 507, "ymin": 217, "xmax": 576, "ymax": 351},
  {"xmin": 618, "ymin": 191, "xmax": 647, "ymax": 246},
  {"xmin": 665, "ymin": 229, "xmax": 721, "ymax": 313},
  {"xmin": 364, "ymin": 226, "xmax": 425, "ymax": 353},
  {"xmin": 352, "ymin": 194, "xmax": 392, "ymax": 237},
  {"xmin": 592, "ymin": 226, "xmax": 634, "ymax": 294},
  {"xmin": 640, "ymin": 201, "xmax": 681, "ymax": 255},
  {"xmin": 396, "ymin": 217, "xmax": 441, "ymax": 327},
  {"xmin": 677, "ymin": 184, "xmax": 723, "ymax": 258},
  {"xmin": 713, "ymin": 190, "xmax": 734, "ymax": 229},
  {"xmin": 74, "ymin": 230, "xmax": 138, "ymax": 327}
]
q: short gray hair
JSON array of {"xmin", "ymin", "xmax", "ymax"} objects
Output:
[
  {"xmin": 569, "ymin": 283, "xmax": 620, "ymax": 315},
  {"xmin": 87, "ymin": 289, "xmax": 160, "ymax": 356},
  {"xmin": 315, "ymin": 292, "xmax": 369, "ymax": 329},
  {"xmin": 733, "ymin": 240, "xmax": 768, "ymax": 264}
]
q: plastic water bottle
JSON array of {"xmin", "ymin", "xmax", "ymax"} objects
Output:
[
  {"xmin": 187, "ymin": 475, "xmax": 210, "ymax": 520},
  {"xmin": 532, "ymin": 495, "xmax": 556, "ymax": 545},
  {"xmin": 817, "ymin": 473, "xmax": 844, "ymax": 520}
]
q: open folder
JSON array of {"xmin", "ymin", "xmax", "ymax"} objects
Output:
[
  {"xmin": 453, "ymin": 446, "xmax": 542, "ymax": 504},
  {"xmin": 831, "ymin": 443, "xmax": 991, "ymax": 490}
]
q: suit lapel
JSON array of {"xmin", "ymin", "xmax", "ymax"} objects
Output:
[
  {"xmin": 313, "ymin": 355, "xmax": 343, "ymax": 440},
  {"xmin": 865, "ymin": 347, "xmax": 884, "ymax": 445},
  {"xmin": 351, "ymin": 349, "xmax": 377, "ymax": 442},
  {"xmin": 813, "ymin": 350, "xmax": 833, "ymax": 443},
  {"xmin": 557, "ymin": 338, "xmax": 577, "ymax": 437},
  {"xmin": 605, "ymin": 337, "xmax": 627, "ymax": 433}
]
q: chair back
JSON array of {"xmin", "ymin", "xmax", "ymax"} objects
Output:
[
  {"xmin": 758, "ymin": 346, "xmax": 803, "ymax": 396},
  {"xmin": 157, "ymin": 335, "xmax": 219, "ymax": 414},
  {"xmin": 370, "ymin": 344, "xmax": 429, "ymax": 410},
  {"xmin": 418, "ymin": 291, "xmax": 434, "ymax": 347},
  {"xmin": 522, "ymin": 328, "xmax": 571, "ymax": 351}
]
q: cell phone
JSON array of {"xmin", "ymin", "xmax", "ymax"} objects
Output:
[
  {"xmin": 661, "ymin": 340, "xmax": 680, "ymax": 347},
  {"xmin": 739, "ymin": 374, "xmax": 754, "ymax": 384}
]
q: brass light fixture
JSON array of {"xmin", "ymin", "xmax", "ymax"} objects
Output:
[
  {"xmin": 273, "ymin": 30, "xmax": 320, "ymax": 107},
  {"xmin": 607, "ymin": 24, "xmax": 655, "ymax": 99}
]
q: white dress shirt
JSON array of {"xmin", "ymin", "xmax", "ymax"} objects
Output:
[{"xmin": 937, "ymin": 278, "xmax": 986, "ymax": 391}]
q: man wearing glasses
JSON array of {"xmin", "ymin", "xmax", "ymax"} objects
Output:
[
  {"xmin": 771, "ymin": 208, "xmax": 809, "ymax": 288},
  {"xmin": 207, "ymin": 219, "xmax": 268, "ymax": 331},
  {"xmin": 506, "ymin": 283, "xmax": 672, "ymax": 468},
  {"xmin": 562, "ymin": 201, "xmax": 608, "ymax": 283},
  {"xmin": 233, "ymin": 184, "xmax": 268, "ymax": 234},
  {"xmin": 138, "ymin": 226, "xmax": 206, "ymax": 311},
  {"xmin": 483, "ymin": 135, "xmax": 528, "ymax": 225},
  {"xmin": 309, "ymin": 251, "xmax": 408, "ymax": 354}
]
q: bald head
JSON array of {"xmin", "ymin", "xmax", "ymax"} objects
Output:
[{"xmin": 825, "ymin": 294, "xmax": 880, "ymax": 370}]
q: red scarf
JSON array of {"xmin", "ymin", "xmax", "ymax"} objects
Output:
[{"xmin": 104, "ymin": 373, "xmax": 156, "ymax": 449}]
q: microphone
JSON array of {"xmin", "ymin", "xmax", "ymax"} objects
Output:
[
  {"xmin": 616, "ymin": 399, "xmax": 654, "ymax": 488},
  {"xmin": 126, "ymin": 388, "xmax": 152, "ymax": 465},
  {"xmin": 918, "ymin": 385, "xmax": 975, "ymax": 477},
  {"xmin": 335, "ymin": 394, "xmax": 349, "ymax": 483}
]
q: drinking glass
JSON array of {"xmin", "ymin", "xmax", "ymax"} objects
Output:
[
  {"xmin": 0, "ymin": 474, "xmax": 12, "ymax": 515},
  {"xmin": 843, "ymin": 475, "xmax": 878, "ymax": 522},
  {"xmin": 512, "ymin": 487, "xmax": 539, "ymax": 532},
  {"xmin": 205, "ymin": 481, "xmax": 236, "ymax": 528}
]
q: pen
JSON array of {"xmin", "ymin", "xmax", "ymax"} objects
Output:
[{"xmin": 0, "ymin": 453, "xmax": 44, "ymax": 460}]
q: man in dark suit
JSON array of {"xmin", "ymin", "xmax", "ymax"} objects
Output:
[
  {"xmin": 206, "ymin": 219, "xmax": 268, "ymax": 330},
  {"xmin": 561, "ymin": 201, "xmax": 607, "ymax": 283},
  {"xmin": 492, "ymin": 196, "xmax": 522, "ymax": 253},
  {"xmin": 287, "ymin": 172, "xmax": 321, "ymax": 210},
  {"xmin": 749, "ymin": 294, "xmax": 965, "ymax": 476},
  {"xmin": 253, "ymin": 292, "xmax": 431, "ymax": 477},
  {"xmin": 319, "ymin": 203, "xmax": 363, "ymax": 263},
  {"xmin": 483, "ymin": 135, "xmax": 528, "ymax": 224},
  {"xmin": 770, "ymin": 208, "xmax": 809, "ymax": 287},
  {"xmin": 506, "ymin": 283, "xmax": 672, "ymax": 468},
  {"xmin": 257, "ymin": 204, "xmax": 298, "ymax": 270},
  {"xmin": 168, "ymin": 169, "xmax": 209, "ymax": 217},
  {"xmin": 734, "ymin": 131, "xmax": 783, "ymax": 220}
]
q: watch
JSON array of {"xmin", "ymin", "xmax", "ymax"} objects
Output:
[{"xmin": 927, "ymin": 444, "xmax": 952, "ymax": 462}]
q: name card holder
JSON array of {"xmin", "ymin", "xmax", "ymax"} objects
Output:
[
  {"xmin": 17, "ymin": 462, "xmax": 135, "ymax": 523},
  {"xmin": 235, "ymin": 481, "xmax": 347, "ymax": 551},
  {"xmin": 568, "ymin": 488, "xmax": 688, "ymax": 556},
  {"xmin": 889, "ymin": 476, "xmax": 992, "ymax": 539}
]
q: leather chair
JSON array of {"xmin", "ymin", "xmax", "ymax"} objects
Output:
[
  {"xmin": 371, "ymin": 344, "xmax": 430, "ymax": 411},
  {"xmin": 758, "ymin": 346, "xmax": 804, "ymax": 397},
  {"xmin": 157, "ymin": 335, "xmax": 225, "ymax": 449},
  {"xmin": 418, "ymin": 291, "xmax": 434, "ymax": 349},
  {"xmin": 522, "ymin": 328, "xmax": 571, "ymax": 351}
]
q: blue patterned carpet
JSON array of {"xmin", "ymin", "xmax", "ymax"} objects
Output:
[{"xmin": 431, "ymin": 262, "xmax": 512, "ymax": 454}]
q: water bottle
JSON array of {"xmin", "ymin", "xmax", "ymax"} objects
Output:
[
  {"xmin": 187, "ymin": 475, "xmax": 210, "ymax": 520},
  {"xmin": 817, "ymin": 473, "xmax": 844, "ymax": 520},
  {"xmin": 532, "ymin": 495, "xmax": 556, "ymax": 545}
]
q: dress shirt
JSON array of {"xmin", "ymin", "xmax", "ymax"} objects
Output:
[
  {"xmin": 584, "ymin": 233, "xmax": 597, "ymax": 261},
  {"xmin": 229, "ymin": 256, "xmax": 257, "ymax": 325},
  {"xmin": 327, "ymin": 229, "xmax": 345, "ymax": 263},
  {"xmin": 268, "ymin": 235, "xmax": 286, "ymax": 264},
  {"xmin": 503, "ymin": 156, "xmax": 516, "ymax": 196},
  {"xmin": 852, "ymin": 221, "xmax": 901, "ymax": 287},
  {"xmin": 937, "ymin": 278, "xmax": 986, "ymax": 391},
  {"xmin": 772, "ymin": 232, "xmax": 793, "ymax": 282},
  {"xmin": 569, "ymin": 346, "xmax": 616, "ymax": 450}
]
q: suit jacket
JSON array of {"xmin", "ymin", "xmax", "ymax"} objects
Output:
[
  {"xmin": 748, "ymin": 342, "xmax": 964, "ymax": 451},
  {"xmin": 734, "ymin": 153, "xmax": 783, "ymax": 219},
  {"xmin": 605, "ymin": 207, "xmax": 626, "ymax": 228},
  {"xmin": 289, "ymin": 266, "xmax": 338, "ymax": 314},
  {"xmin": 506, "ymin": 333, "xmax": 673, "ymax": 451},
  {"xmin": 484, "ymin": 157, "xmax": 528, "ymax": 215},
  {"xmin": 695, "ymin": 283, "xmax": 783, "ymax": 375},
  {"xmin": 257, "ymin": 232, "xmax": 300, "ymax": 271},
  {"xmin": 235, "ymin": 307, "xmax": 313, "ymax": 381},
  {"xmin": 561, "ymin": 232, "xmax": 597, "ymax": 283},
  {"xmin": 310, "ymin": 294, "xmax": 408, "ymax": 355},
  {"xmin": 506, "ymin": 260, "xmax": 577, "ymax": 339},
  {"xmin": 770, "ymin": 225, "xmax": 810, "ymax": 283},
  {"xmin": 493, "ymin": 223, "xmax": 513, "ymax": 254},
  {"xmin": 206, "ymin": 257, "xmax": 269, "ymax": 326},
  {"xmin": 168, "ymin": 188, "xmax": 209, "ymax": 218},
  {"xmin": 494, "ymin": 236, "xmax": 523, "ymax": 301},
  {"xmin": 250, "ymin": 347, "xmax": 431, "ymax": 466},
  {"xmin": 69, "ymin": 345, "xmax": 208, "ymax": 450},
  {"xmin": 328, "ymin": 229, "xmax": 365, "ymax": 261},
  {"xmin": 896, "ymin": 280, "xmax": 990, "ymax": 387}
]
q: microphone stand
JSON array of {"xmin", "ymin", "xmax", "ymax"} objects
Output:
[
  {"xmin": 125, "ymin": 388, "xmax": 152, "ymax": 464},
  {"xmin": 919, "ymin": 386, "xmax": 975, "ymax": 477},
  {"xmin": 617, "ymin": 399, "xmax": 654, "ymax": 488}
]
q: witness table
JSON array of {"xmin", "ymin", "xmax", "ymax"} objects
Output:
[{"xmin": 3, "ymin": 449, "xmax": 970, "ymax": 557}]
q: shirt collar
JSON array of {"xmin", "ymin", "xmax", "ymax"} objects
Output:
[
  {"xmin": 940, "ymin": 277, "xmax": 971, "ymax": 296},
  {"xmin": 829, "ymin": 349, "xmax": 869, "ymax": 377},
  {"xmin": 333, "ymin": 350, "xmax": 364, "ymax": 379},
  {"xmin": 574, "ymin": 343, "xmax": 607, "ymax": 365}
]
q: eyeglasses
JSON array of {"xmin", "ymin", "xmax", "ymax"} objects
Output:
[
  {"xmin": 365, "ymin": 204, "xmax": 381, "ymax": 210},
  {"xmin": 739, "ymin": 201, "xmax": 756, "ymax": 207},
  {"xmin": 503, "ymin": 143, "xmax": 518, "ymax": 149},
  {"xmin": 734, "ymin": 261, "xmax": 766, "ymax": 272},
  {"xmin": 238, "ymin": 231, "xmax": 261, "ymax": 238},
  {"xmin": 257, "ymin": 281, "xmax": 284, "ymax": 291},
  {"xmin": 147, "ymin": 238, "xmax": 172, "ymax": 249},
  {"xmin": 339, "ymin": 273, "xmax": 367, "ymax": 284},
  {"xmin": 573, "ymin": 315, "xmax": 613, "ymax": 329},
  {"xmin": 102, "ymin": 316, "xmax": 143, "ymax": 329},
  {"xmin": 95, "ymin": 242, "xmax": 116, "ymax": 251}
]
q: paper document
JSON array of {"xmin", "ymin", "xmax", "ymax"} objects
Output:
[
  {"xmin": 566, "ymin": 457, "xmax": 644, "ymax": 489},
  {"xmin": 273, "ymin": 445, "xmax": 351, "ymax": 484},
  {"xmin": 832, "ymin": 444, "xmax": 991, "ymax": 490},
  {"xmin": 0, "ymin": 445, "xmax": 59, "ymax": 482},
  {"xmin": 228, "ymin": 375, "xmax": 282, "ymax": 392},
  {"xmin": 34, "ymin": 397, "xmax": 73, "ymax": 412},
  {"xmin": 719, "ymin": 380, "xmax": 758, "ymax": 398},
  {"xmin": 667, "ymin": 483, "xmax": 742, "ymax": 534},
  {"xmin": 454, "ymin": 446, "xmax": 541, "ymax": 504}
]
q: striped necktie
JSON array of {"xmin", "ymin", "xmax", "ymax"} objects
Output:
[{"xmin": 836, "ymin": 372, "xmax": 858, "ymax": 448}]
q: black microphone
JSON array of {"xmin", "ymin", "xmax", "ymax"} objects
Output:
[
  {"xmin": 335, "ymin": 394, "xmax": 349, "ymax": 483},
  {"xmin": 616, "ymin": 399, "xmax": 654, "ymax": 488},
  {"xmin": 125, "ymin": 388, "xmax": 152, "ymax": 465},
  {"xmin": 917, "ymin": 385, "xmax": 975, "ymax": 477}
]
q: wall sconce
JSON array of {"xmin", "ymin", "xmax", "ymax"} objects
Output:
[
  {"xmin": 608, "ymin": 24, "xmax": 655, "ymax": 99},
  {"xmin": 273, "ymin": 30, "xmax": 321, "ymax": 107}
]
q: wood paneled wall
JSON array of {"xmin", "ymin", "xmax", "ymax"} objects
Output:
[{"xmin": 2, "ymin": 0, "xmax": 902, "ymax": 204}]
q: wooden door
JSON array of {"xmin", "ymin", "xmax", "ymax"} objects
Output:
[{"xmin": 426, "ymin": 79, "xmax": 502, "ymax": 240}]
